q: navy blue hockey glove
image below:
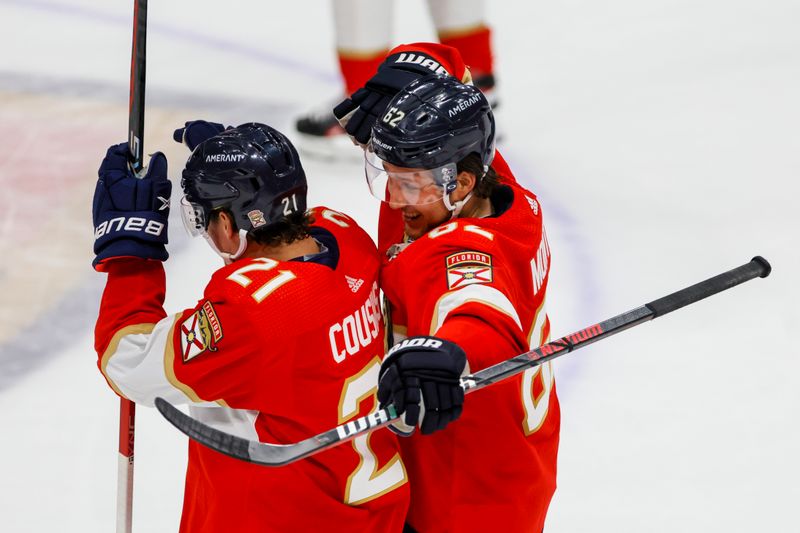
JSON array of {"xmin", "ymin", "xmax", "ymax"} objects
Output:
[
  {"xmin": 172, "ymin": 120, "xmax": 227, "ymax": 151},
  {"xmin": 92, "ymin": 142, "xmax": 171, "ymax": 270},
  {"xmin": 378, "ymin": 336, "xmax": 468, "ymax": 435},
  {"xmin": 333, "ymin": 52, "xmax": 453, "ymax": 146}
]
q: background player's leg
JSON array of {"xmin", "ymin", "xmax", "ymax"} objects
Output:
[
  {"xmin": 427, "ymin": 0, "xmax": 496, "ymax": 95},
  {"xmin": 295, "ymin": 0, "xmax": 392, "ymax": 157},
  {"xmin": 335, "ymin": 0, "xmax": 393, "ymax": 94},
  {"xmin": 426, "ymin": 0, "xmax": 501, "ymax": 141}
]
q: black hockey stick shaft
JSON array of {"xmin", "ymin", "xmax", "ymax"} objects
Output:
[
  {"xmin": 118, "ymin": 2, "xmax": 147, "ymax": 532},
  {"xmin": 463, "ymin": 255, "xmax": 772, "ymax": 393},
  {"xmin": 645, "ymin": 255, "xmax": 771, "ymax": 317},
  {"xmin": 155, "ymin": 256, "xmax": 771, "ymax": 467},
  {"xmin": 128, "ymin": 0, "xmax": 147, "ymax": 174}
]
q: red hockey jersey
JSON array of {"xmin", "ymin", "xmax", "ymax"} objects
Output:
[
  {"xmin": 95, "ymin": 207, "xmax": 409, "ymax": 532},
  {"xmin": 380, "ymin": 159, "xmax": 560, "ymax": 532}
]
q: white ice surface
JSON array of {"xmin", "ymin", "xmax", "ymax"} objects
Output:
[{"xmin": 0, "ymin": 0, "xmax": 798, "ymax": 531}]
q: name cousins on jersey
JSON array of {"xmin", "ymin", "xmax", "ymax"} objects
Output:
[{"xmin": 329, "ymin": 281, "xmax": 382, "ymax": 363}]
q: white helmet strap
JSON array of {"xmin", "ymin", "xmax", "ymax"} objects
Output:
[
  {"xmin": 442, "ymin": 163, "xmax": 489, "ymax": 219},
  {"xmin": 444, "ymin": 190, "xmax": 474, "ymax": 219},
  {"xmin": 204, "ymin": 229, "xmax": 249, "ymax": 265}
]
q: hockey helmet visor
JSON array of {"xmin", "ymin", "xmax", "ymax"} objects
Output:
[{"xmin": 365, "ymin": 142, "xmax": 458, "ymax": 206}]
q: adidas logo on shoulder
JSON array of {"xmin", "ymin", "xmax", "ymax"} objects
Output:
[{"xmin": 346, "ymin": 276, "xmax": 364, "ymax": 293}]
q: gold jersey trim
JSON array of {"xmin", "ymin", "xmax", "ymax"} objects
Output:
[{"xmin": 100, "ymin": 323, "xmax": 156, "ymax": 400}]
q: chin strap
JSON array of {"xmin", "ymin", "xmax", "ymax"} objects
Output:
[
  {"xmin": 204, "ymin": 229, "xmax": 249, "ymax": 265},
  {"xmin": 444, "ymin": 190, "xmax": 474, "ymax": 219},
  {"xmin": 443, "ymin": 165, "xmax": 488, "ymax": 219}
]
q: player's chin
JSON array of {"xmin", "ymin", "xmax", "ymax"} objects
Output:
[
  {"xmin": 402, "ymin": 217, "xmax": 427, "ymax": 240},
  {"xmin": 400, "ymin": 211, "xmax": 420, "ymax": 234},
  {"xmin": 398, "ymin": 219, "xmax": 412, "ymax": 234},
  {"xmin": 405, "ymin": 227, "xmax": 425, "ymax": 240}
]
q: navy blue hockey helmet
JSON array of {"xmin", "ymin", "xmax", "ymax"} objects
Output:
[
  {"xmin": 365, "ymin": 74, "xmax": 495, "ymax": 205},
  {"xmin": 180, "ymin": 122, "xmax": 307, "ymax": 236}
]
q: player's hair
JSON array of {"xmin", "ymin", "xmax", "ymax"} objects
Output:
[
  {"xmin": 209, "ymin": 209, "xmax": 314, "ymax": 247},
  {"xmin": 457, "ymin": 153, "xmax": 500, "ymax": 199}
]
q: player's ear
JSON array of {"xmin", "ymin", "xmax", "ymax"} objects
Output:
[
  {"xmin": 456, "ymin": 170, "xmax": 477, "ymax": 196},
  {"xmin": 217, "ymin": 210, "xmax": 237, "ymax": 239}
]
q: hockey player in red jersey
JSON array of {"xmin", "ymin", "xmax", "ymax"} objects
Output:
[
  {"xmin": 355, "ymin": 72, "xmax": 561, "ymax": 531},
  {"xmin": 92, "ymin": 123, "xmax": 409, "ymax": 532},
  {"xmin": 333, "ymin": 40, "xmax": 497, "ymax": 253}
]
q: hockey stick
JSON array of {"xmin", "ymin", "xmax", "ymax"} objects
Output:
[
  {"xmin": 155, "ymin": 256, "xmax": 771, "ymax": 467},
  {"xmin": 118, "ymin": 2, "xmax": 147, "ymax": 532},
  {"xmin": 128, "ymin": 0, "xmax": 147, "ymax": 176},
  {"xmin": 117, "ymin": 398, "xmax": 136, "ymax": 533}
]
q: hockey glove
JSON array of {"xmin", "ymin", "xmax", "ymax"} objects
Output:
[
  {"xmin": 173, "ymin": 120, "xmax": 227, "ymax": 151},
  {"xmin": 333, "ymin": 51, "xmax": 454, "ymax": 146},
  {"xmin": 92, "ymin": 142, "xmax": 171, "ymax": 270},
  {"xmin": 378, "ymin": 336, "xmax": 468, "ymax": 435}
]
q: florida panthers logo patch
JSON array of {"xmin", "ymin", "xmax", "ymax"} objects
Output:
[
  {"xmin": 445, "ymin": 251, "xmax": 493, "ymax": 290},
  {"xmin": 247, "ymin": 209, "xmax": 267, "ymax": 228},
  {"xmin": 180, "ymin": 301, "xmax": 223, "ymax": 362}
]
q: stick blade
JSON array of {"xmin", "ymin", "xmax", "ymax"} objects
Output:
[
  {"xmin": 154, "ymin": 398, "xmax": 304, "ymax": 466},
  {"xmin": 154, "ymin": 398, "xmax": 254, "ymax": 462}
]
